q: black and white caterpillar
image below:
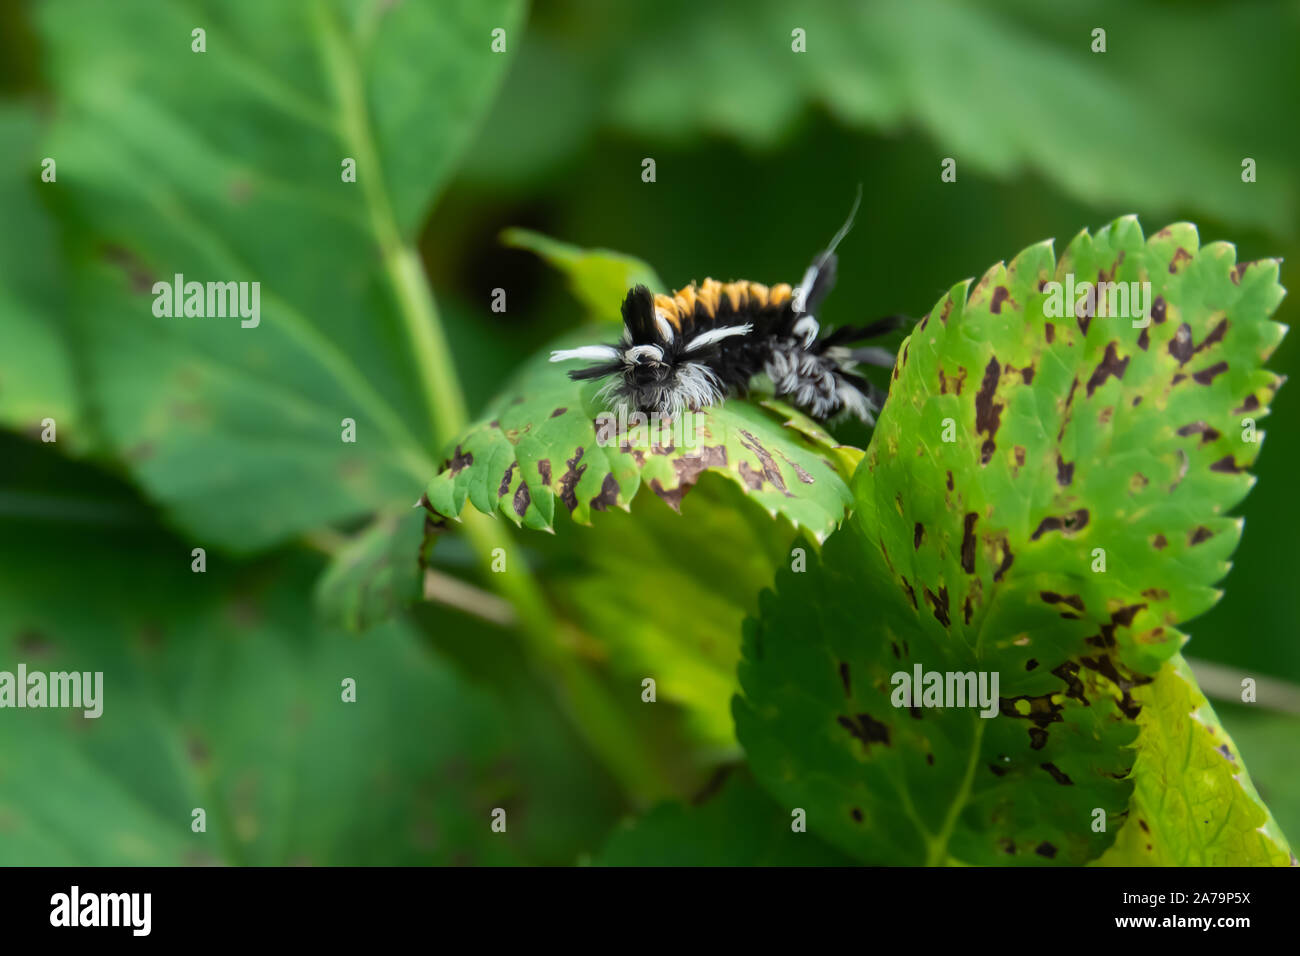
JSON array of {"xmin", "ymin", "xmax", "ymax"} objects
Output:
[{"xmin": 549, "ymin": 194, "xmax": 903, "ymax": 423}]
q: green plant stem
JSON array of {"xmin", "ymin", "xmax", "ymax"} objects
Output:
[
  {"xmin": 312, "ymin": 2, "xmax": 666, "ymax": 803},
  {"xmin": 312, "ymin": 2, "xmax": 465, "ymax": 449}
]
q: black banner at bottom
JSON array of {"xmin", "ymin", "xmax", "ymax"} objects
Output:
[{"xmin": 1, "ymin": 864, "xmax": 1292, "ymax": 941}]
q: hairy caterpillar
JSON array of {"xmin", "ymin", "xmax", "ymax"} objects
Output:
[{"xmin": 549, "ymin": 191, "xmax": 903, "ymax": 423}]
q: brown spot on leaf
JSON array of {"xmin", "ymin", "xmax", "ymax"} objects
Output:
[
  {"xmin": 939, "ymin": 366, "xmax": 968, "ymax": 395},
  {"xmin": 991, "ymin": 286, "xmax": 1011, "ymax": 314},
  {"xmin": 1057, "ymin": 376, "xmax": 1079, "ymax": 442},
  {"xmin": 559, "ymin": 447, "xmax": 587, "ymax": 512},
  {"xmin": 1056, "ymin": 454, "xmax": 1074, "ymax": 486},
  {"xmin": 774, "ymin": 448, "xmax": 814, "ymax": 484},
  {"xmin": 1001, "ymin": 691, "xmax": 1065, "ymax": 728},
  {"xmin": 738, "ymin": 461, "xmax": 765, "ymax": 490},
  {"xmin": 1030, "ymin": 509, "xmax": 1090, "ymax": 540},
  {"xmin": 498, "ymin": 461, "xmax": 516, "ymax": 498},
  {"xmin": 993, "ymin": 537, "xmax": 1015, "ymax": 582},
  {"xmin": 1040, "ymin": 591, "xmax": 1085, "ymax": 611},
  {"xmin": 737, "ymin": 429, "xmax": 789, "ymax": 495},
  {"xmin": 1041, "ymin": 762, "xmax": 1074, "ymax": 786},
  {"xmin": 513, "ymin": 482, "xmax": 531, "ymax": 517},
  {"xmin": 1198, "ymin": 319, "xmax": 1228, "ymax": 355},
  {"xmin": 589, "ymin": 473, "xmax": 619, "ymax": 511},
  {"xmin": 974, "ymin": 357, "xmax": 1003, "ymax": 463},
  {"xmin": 961, "ymin": 513, "xmax": 978, "ymax": 573},
  {"xmin": 1193, "ymin": 361, "xmax": 1228, "ymax": 385},
  {"xmin": 924, "ymin": 586, "xmax": 951, "ymax": 627},
  {"xmin": 1086, "ymin": 342, "xmax": 1129, "ymax": 397},
  {"xmin": 1176, "ymin": 421, "xmax": 1221, "ymax": 444},
  {"xmin": 837, "ymin": 712, "xmax": 890, "ymax": 750},
  {"xmin": 1209, "ymin": 456, "xmax": 1243, "ymax": 474},
  {"xmin": 1188, "ymin": 526, "xmax": 1214, "ymax": 545},
  {"xmin": 1151, "ymin": 296, "xmax": 1167, "ymax": 324},
  {"xmin": 914, "ymin": 522, "xmax": 924, "ymax": 550},
  {"xmin": 1169, "ymin": 323, "xmax": 1195, "ymax": 364},
  {"xmin": 447, "ymin": 445, "xmax": 473, "ymax": 476},
  {"xmin": 1052, "ymin": 660, "xmax": 1088, "ymax": 704},
  {"xmin": 538, "ymin": 459, "xmax": 552, "ymax": 484}
]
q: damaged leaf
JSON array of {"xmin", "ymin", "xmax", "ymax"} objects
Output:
[
  {"xmin": 736, "ymin": 217, "xmax": 1290, "ymax": 865},
  {"xmin": 424, "ymin": 237, "xmax": 860, "ymax": 541}
]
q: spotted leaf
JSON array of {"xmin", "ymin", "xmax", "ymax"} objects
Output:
[
  {"xmin": 735, "ymin": 217, "xmax": 1290, "ymax": 864},
  {"xmin": 427, "ymin": 225, "xmax": 863, "ymax": 542}
]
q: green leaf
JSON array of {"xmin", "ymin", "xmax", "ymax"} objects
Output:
[
  {"xmin": 1097, "ymin": 656, "xmax": 1292, "ymax": 866},
  {"xmin": 594, "ymin": 769, "xmax": 852, "ymax": 866},
  {"xmin": 466, "ymin": 0, "xmax": 1294, "ymax": 234},
  {"xmin": 736, "ymin": 217, "xmax": 1290, "ymax": 865},
  {"xmin": 532, "ymin": 477, "xmax": 796, "ymax": 748},
  {"xmin": 0, "ymin": 543, "xmax": 512, "ymax": 866},
  {"xmin": 1212, "ymin": 700, "xmax": 1300, "ymax": 854},
  {"xmin": 34, "ymin": 0, "xmax": 523, "ymax": 552},
  {"xmin": 0, "ymin": 437, "xmax": 620, "ymax": 865},
  {"xmin": 501, "ymin": 227, "xmax": 664, "ymax": 322}
]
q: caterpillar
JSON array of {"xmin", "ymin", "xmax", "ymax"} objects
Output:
[{"xmin": 549, "ymin": 191, "xmax": 904, "ymax": 424}]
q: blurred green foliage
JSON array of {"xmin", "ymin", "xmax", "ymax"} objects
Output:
[{"xmin": 1, "ymin": 0, "xmax": 1297, "ymax": 863}]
